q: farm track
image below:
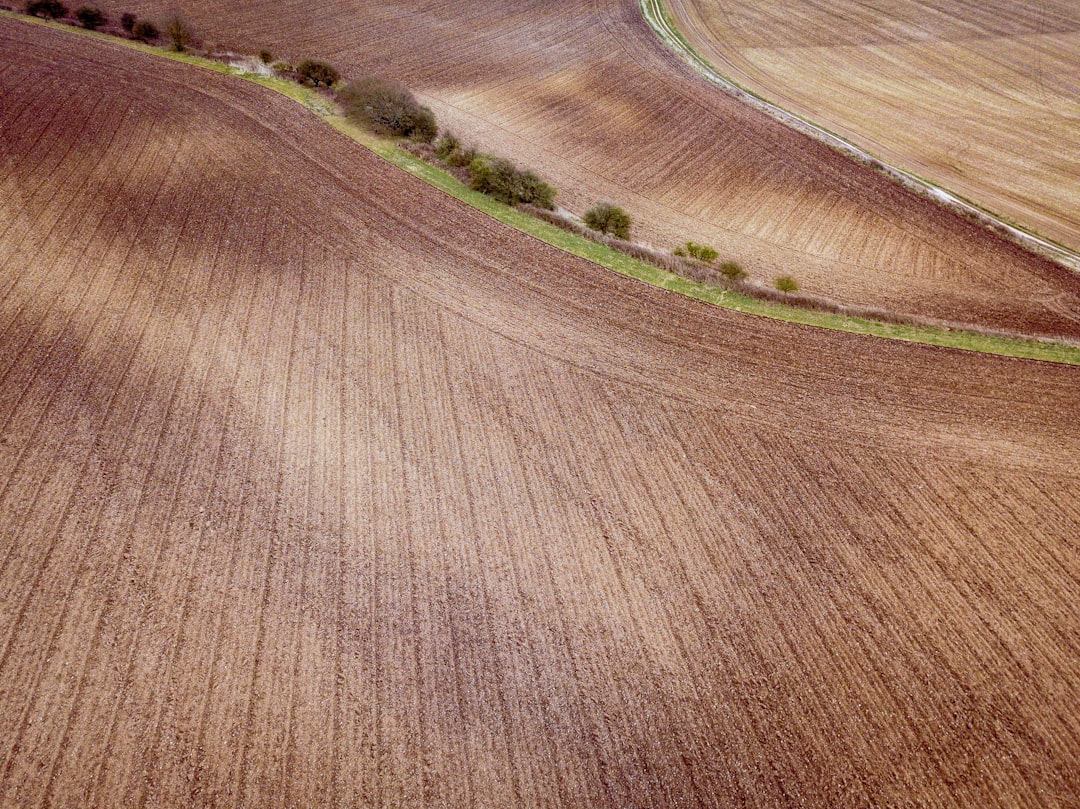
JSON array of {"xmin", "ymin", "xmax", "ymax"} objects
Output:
[
  {"xmin": 2, "ymin": 20, "xmax": 1080, "ymax": 808},
  {"xmin": 109, "ymin": 0, "xmax": 1080, "ymax": 341}
]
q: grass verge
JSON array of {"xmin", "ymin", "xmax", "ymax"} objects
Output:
[{"xmin": 6, "ymin": 9, "xmax": 1080, "ymax": 366}]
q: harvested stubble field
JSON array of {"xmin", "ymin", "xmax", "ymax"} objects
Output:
[
  {"xmin": 108, "ymin": 0, "xmax": 1080, "ymax": 340},
  {"xmin": 3, "ymin": 18, "xmax": 1080, "ymax": 809},
  {"xmin": 666, "ymin": 0, "xmax": 1080, "ymax": 257}
]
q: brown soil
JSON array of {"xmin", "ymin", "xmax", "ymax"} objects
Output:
[
  {"xmin": 1, "ymin": 19, "xmax": 1079, "ymax": 808},
  {"xmin": 667, "ymin": 0, "xmax": 1080, "ymax": 258},
  {"xmin": 106, "ymin": 0, "xmax": 1080, "ymax": 340}
]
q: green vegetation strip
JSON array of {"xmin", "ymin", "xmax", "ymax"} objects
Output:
[{"xmin": 7, "ymin": 10, "xmax": 1080, "ymax": 366}]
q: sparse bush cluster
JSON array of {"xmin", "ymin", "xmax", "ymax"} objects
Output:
[
  {"xmin": 339, "ymin": 77, "xmax": 436, "ymax": 141},
  {"xmin": 417, "ymin": 131, "xmax": 557, "ymax": 209},
  {"xmin": 674, "ymin": 241, "xmax": 718, "ymax": 263}
]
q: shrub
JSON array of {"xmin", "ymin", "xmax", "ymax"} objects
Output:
[
  {"xmin": 774, "ymin": 275, "xmax": 800, "ymax": 292},
  {"xmin": 74, "ymin": 4, "xmax": 103, "ymax": 27},
  {"xmin": 584, "ymin": 202, "xmax": 632, "ymax": 240},
  {"xmin": 165, "ymin": 15, "xmax": 195, "ymax": 51},
  {"xmin": 434, "ymin": 131, "xmax": 460, "ymax": 160},
  {"xmin": 296, "ymin": 59, "xmax": 340, "ymax": 87},
  {"xmin": 469, "ymin": 155, "xmax": 518, "ymax": 205},
  {"xmin": 467, "ymin": 155, "xmax": 557, "ymax": 209},
  {"xmin": 26, "ymin": 0, "xmax": 66, "ymax": 18},
  {"xmin": 339, "ymin": 77, "xmax": 437, "ymax": 142},
  {"xmin": 272, "ymin": 61, "xmax": 294, "ymax": 76},
  {"xmin": 131, "ymin": 19, "xmax": 158, "ymax": 41},
  {"xmin": 679, "ymin": 241, "xmax": 718, "ymax": 263},
  {"xmin": 720, "ymin": 260, "xmax": 747, "ymax": 280},
  {"xmin": 445, "ymin": 144, "xmax": 477, "ymax": 168},
  {"xmin": 258, "ymin": 49, "xmax": 273, "ymax": 64},
  {"xmin": 120, "ymin": 10, "xmax": 135, "ymax": 31}
]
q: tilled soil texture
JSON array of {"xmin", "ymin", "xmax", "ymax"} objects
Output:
[
  {"xmin": 667, "ymin": 0, "xmax": 1080, "ymax": 259},
  {"xmin": 2, "ymin": 20, "xmax": 1080, "ymax": 809},
  {"xmin": 102, "ymin": 0, "xmax": 1080, "ymax": 340}
]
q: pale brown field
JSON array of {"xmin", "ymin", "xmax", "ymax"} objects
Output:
[
  {"xmin": 2, "ymin": 20, "xmax": 1080, "ymax": 808},
  {"xmin": 667, "ymin": 0, "xmax": 1080, "ymax": 255},
  {"xmin": 103, "ymin": 0, "xmax": 1080, "ymax": 339}
]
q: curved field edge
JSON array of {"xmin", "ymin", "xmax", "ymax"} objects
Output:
[
  {"xmin": 7, "ymin": 10, "xmax": 1079, "ymax": 367},
  {"xmin": 641, "ymin": 0, "xmax": 1080, "ymax": 275}
]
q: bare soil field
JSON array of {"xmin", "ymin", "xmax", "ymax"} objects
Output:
[
  {"xmin": 2, "ymin": 19, "xmax": 1080, "ymax": 808},
  {"xmin": 667, "ymin": 0, "xmax": 1080, "ymax": 256},
  {"xmin": 103, "ymin": 0, "xmax": 1080, "ymax": 340}
]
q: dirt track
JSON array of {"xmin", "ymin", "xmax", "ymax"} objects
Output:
[
  {"xmin": 2, "ymin": 20, "xmax": 1080, "ymax": 808},
  {"xmin": 109, "ymin": 0, "xmax": 1080, "ymax": 340}
]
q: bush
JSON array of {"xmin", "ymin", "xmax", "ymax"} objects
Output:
[
  {"xmin": 165, "ymin": 15, "xmax": 195, "ymax": 52},
  {"xmin": 258, "ymin": 49, "xmax": 273, "ymax": 64},
  {"xmin": 272, "ymin": 61, "xmax": 294, "ymax": 76},
  {"xmin": 720, "ymin": 261, "xmax": 747, "ymax": 281},
  {"xmin": 774, "ymin": 275, "xmax": 800, "ymax": 292},
  {"xmin": 468, "ymin": 155, "xmax": 557, "ymax": 209},
  {"xmin": 26, "ymin": 0, "xmax": 66, "ymax": 18},
  {"xmin": 516, "ymin": 169, "xmax": 557, "ymax": 209},
  {"xmin": 583, "ymin": 202, "xmax": 632, "ymax": 240},
  {"xmin": 679, "ymin": 241, "xmax": 718, "ymax": 263},
  {"xmin": 445, "ymin": 144, "xmax": 477, "ymax": 168},
  {"xmin": 120, "ymin": 10, "xmax": 135, "ymax": 31},
  {"xmin": 296, "ymin": 59, "xmax": 340, "ymax": 87},
  {"xmin": 74, "ymin": 4, "xmax": 103, "ymax": 27},
  {"xmin": 131, "ymin": 19, "xmax": 158, "ymax": 41},
  {"xmin": 339, "ymin": 77, "xmax": 437, "ymax": 142},
  {"xmin": 434, "ymin": 131, "xmax": 460, "ymax": 160}
]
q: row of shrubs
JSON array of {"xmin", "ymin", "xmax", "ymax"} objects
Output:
[
  {"xmin": 24, "ymin": 0, "xmax": 196, "ymax": 49},
  {"xmin": 26, "ymin": 1, "xmax": 803, "ymax": 297},
  {"xmin": 674, "ymin": 240, "xmax": 799, "ymax": 290}
]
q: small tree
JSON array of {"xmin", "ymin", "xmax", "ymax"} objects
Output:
[
  {"xmin": 131, "ymin": 19, "xmax": 159, "ymax": 41},
  {"xmin": 296, "ymin": 59, "xmax": 340, "ymax": 87},
  {"xmin": 258, "ymin": 50, "xmax": 273, "ymax": 64},
  {"xmin": 719, "ymin": 261, "xmax": 747, "ymax": 281},
  {"xmin": 26, "ymin": 0, "xmax": 67, "ymax": 18},
  {"xmin": 74, "ymin": 5, "xmax": 104, "ymax": 27},
  {"xmin": 165, "ymin": 15, "xmax": 195, "ymax": 52},
  {"xmin": 774, "ymin": 275, "xmax": 799, "ymax": 292},
  {"xmin": 120, "ymin": 11, "xmax": 136, "ymax": 31},
  {"xmin": 584, "ymin": 202, "xmax": 632, "ymax": 240}
]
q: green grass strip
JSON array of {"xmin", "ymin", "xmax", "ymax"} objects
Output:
[{"xmin": 7, "ymin": 10, "xmax": 1080, "ymax": 366}]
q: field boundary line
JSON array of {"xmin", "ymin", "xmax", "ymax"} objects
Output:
[
  {"xmin": 640, "ymin": 0, "xmax": 1080, "ymax": 275},
  {"xmin": 4, "ymin": 11, "xmax": 1080, "ymax": 365}
]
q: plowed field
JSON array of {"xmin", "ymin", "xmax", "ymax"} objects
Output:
[
  {"xmin": 107, "ymin": 0, "xmax": 1080, "ymax": 340},
  {"xmin": 667, "ymin": 0, "xmax": 1080, "ymax": 256},
  {"xmin": 2, "ymin": 19, "xmax": 1080, "ymax": 809}
]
